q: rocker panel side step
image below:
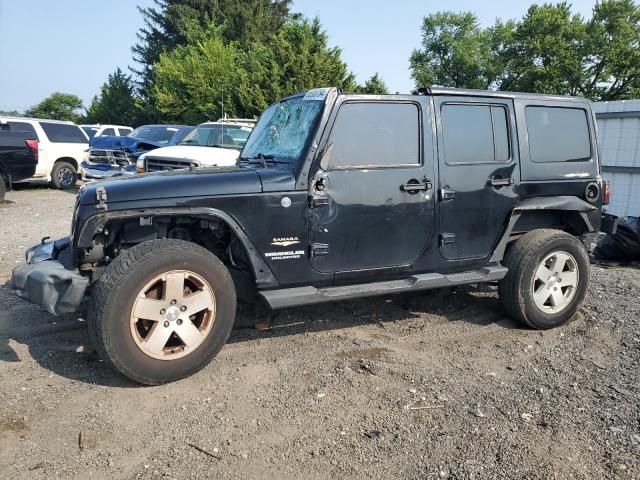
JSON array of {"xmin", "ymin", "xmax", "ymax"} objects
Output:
[{"xmin": 260, "ymin": 266, "xmax": 508, "ymax": 309}]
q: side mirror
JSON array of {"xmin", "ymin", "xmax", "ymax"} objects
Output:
[{"xmin": 319, "ymin": 142, "xmax": 334, "ymax": 171}]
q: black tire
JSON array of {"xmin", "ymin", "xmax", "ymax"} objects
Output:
[
  {"xmin": 498, "ymin": 229, "xmax": 590, "ymax": 329},
  {"xmin": 0, "ymin": 177, "xmax": 6, "ymax": 203},
  {"xmin": 88, "ymin": 239, "xmax": 237, "ymax": 385},
  {"xmin": 51, "ymin": 161, "xmax": 77, "ymax": 189}
]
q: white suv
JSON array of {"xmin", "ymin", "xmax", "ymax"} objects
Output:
[
  {"xmin": 1, "ymin": 117, "xmax": 89, "ymax": 189},
  {"xmin": 80, "ymin": 124, "xmax": 133, "ymax": 140}
]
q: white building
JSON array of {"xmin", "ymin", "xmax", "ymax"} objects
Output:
[{"xmin": 592, "ymin": 100, "xmax": 640, "ymax": 218}]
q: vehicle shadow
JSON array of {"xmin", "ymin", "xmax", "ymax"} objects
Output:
[
  {"xmin": 0, "ymin": 283, "xmax": 520, "ymax": 388},
  {"xmin": 12, "ymin": 181, "xmax": 81, "ymax": 194}
]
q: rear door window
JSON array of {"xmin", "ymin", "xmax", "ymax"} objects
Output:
[
  {"xmin": 40, "ymin": 122, "xmax": 87, "ymax": 143},
  {"xmin": 525, "ymin": 106, "xmax": 591, "ymax": 162},
  {"xmin": 118, "ymin": 127, "xmax": 133, "ymax": 136},
  {"xmin": 441, "ymin": 104, "xmax": 510, "ymax": 165},
  {"xmin": 6, "ymin": 121, "xmax": 38, "ymax": 139},
  {"xmin": 100, "ymin": 128, "xmax": 116, "ymax": 136}
]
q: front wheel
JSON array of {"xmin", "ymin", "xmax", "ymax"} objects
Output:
[
  {"xmin": 499, "ymin": 229, "xmax": 590, "ymax": 329},
  {"xmin": 88, "ymin": 239, "xmax": 237, "ymax": 385}
]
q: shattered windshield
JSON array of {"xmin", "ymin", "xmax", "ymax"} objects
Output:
[{"xmin": 241, "ymin": 94, "xmax": 325, "ymax": 163}]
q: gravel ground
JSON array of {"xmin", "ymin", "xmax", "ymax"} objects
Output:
[{"xmin": 1, "ymin": 185, "xmax": 639, "ymax": 480}]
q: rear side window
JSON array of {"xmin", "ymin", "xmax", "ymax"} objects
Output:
[
  {"xmin": 6, "ymin": 121, "xmax": 38, "ymax": 138},
  {"xmin": 525, "ymin": 106, "xmax": 591, "ymax": 162},
  {"xmin": 441, "ymin": 104, "xmax": 510, "ymax": 165},
  {"xmin": 327, "ymin": 102, "xmax": 420, "ymax": 168},
  {"xmin": 40, "ymin": 122, "xmax": 87, "ymax": 143},
  {"xmin": 119, "ymin": 127, "xmax": 133, "ymax": 135},
  {"xmin": 101, "ymin": 128, "xmax": 116, "ymax": 136}
]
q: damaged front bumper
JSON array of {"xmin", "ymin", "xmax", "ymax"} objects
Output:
[
  {"xmin": 81, "ymin": 161, "xmax": 136, "ymax": 180},
  {"xmin": 11, "ymin": 237, "xmax": 89, "ymax": 316}
]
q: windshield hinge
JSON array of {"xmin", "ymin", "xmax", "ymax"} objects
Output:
[{"xmin": 96, "ymin": 186, "xmax": 108, "ymax": 211}]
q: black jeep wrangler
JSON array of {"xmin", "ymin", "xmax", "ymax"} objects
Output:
[{"xmin": 12, "ymin": 87, "xmax": 617, "ymax": 384}]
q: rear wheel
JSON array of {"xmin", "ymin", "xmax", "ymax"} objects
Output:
[
  {"xmin": 88, "ymin": 239, "xmax": 237, "ymax": 385},
  {"xmin": 51, "ymin": 161, "xmax": 77, "ymax": 189},
  {"xmin": 498, "ymin": 229, "xmax": 590, "ymax": 329}
]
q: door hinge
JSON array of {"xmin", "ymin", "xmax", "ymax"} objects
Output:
[
  {"xmin": 96, "ymin": 186, "xmax": 108, "ymax": 210},
  {"xmin": 311, "ymin": 243, "xmax": 329, "ymax": 257},
  {"xmin": 439, "ymin": 233, "xmax": 456, "ymax": 246}
]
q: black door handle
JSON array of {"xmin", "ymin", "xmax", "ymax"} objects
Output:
[
  {"xmin": 401, "ymin": 180, "xmax": 432, "ymax": 192},
  {"xmin": 488, "ymin": 177, "xmax": 514, "ymax": 187}
]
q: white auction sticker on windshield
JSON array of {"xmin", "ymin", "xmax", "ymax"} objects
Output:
[{"xmin": 303, "ymin": 88, "xmax": 330, "ymax": 101}]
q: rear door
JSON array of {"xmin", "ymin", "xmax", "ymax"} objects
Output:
[{"xmin": 434, "ymin": 96, "xmax": 519, "ymax": 260}]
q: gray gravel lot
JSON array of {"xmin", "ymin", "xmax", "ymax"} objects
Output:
[{"xmin": 0, "ymin": 185, "xmax": 639, "ymax": 479}]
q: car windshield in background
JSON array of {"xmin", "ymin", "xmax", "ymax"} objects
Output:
[
  {"xmin": 41, "ymin": 122, "xmax": 87, "ymax": 143},
  {"xmin": 241, "ymin": 94, "xmax": 325, "ymax": 162},
  {"xmin": 81, "ymin": 126, "xmax": 99, "ymax": 139},
  {"xmin": 180, "ymin": 124, "xmax": 252, "ymax": 150},
  {"xmin": 128, "ymin": 126, "xmax": 179, "ymax": 145}
]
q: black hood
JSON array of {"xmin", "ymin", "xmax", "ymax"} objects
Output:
[{"xmin": 79, "ymin": 166, "xmax": 263, "ymax": 205}]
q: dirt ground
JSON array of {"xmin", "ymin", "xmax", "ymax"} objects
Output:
[{"xmin": 0, "ymin": 185, "xmax": 639, "ymax": 480}]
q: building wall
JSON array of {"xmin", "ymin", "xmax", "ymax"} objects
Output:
[{"xmin": 593, "ymin": 100, "xmax": 640, "ymax": 218}]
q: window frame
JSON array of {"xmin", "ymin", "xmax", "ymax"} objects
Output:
[
  {"xmin": 440, "ymin": 102, "xmax": 513, "ymax": 166},
  {"xmin": 324, "ymin": 100, "xmax": 424, "ymax": 171},
  {"xmin": 524, "ymin": 105, "xmax": 592, "ymax": 164}
]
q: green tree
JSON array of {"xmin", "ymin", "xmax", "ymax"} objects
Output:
[
  {"xmin": 410, "ymin": 1, "xmax": 640, "ymax": 100},
  {"xmin": 354, "ymin": 73, "xmax": 389, "ymax": 94},
  {"xmin": 152, "ymin": 24, "xmax": 241, "ymax": 123},
  {"xmin": 236, "ymin": 18, "xmax": 356, "ymax": 116},
  {"xmin": 133, "ymin": 0, "xmax": 296, "ymax": 93},
  {"xmin": 25, "ymin": 92, "xmax": 84, "ymax": 122},
  {"xmin": 409, "ymin": 12, "xmax": 498, "ymax": 89},
  {"xmin": 152, "ymin": 18, "xmax": 356, "ymax": 122},
  {"xmin": 85, "ymin": 68, "xmax": 139, "ymax": 125}
]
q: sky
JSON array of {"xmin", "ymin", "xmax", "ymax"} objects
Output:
[{"xmin": 0, "ymin": 0, "xmax": 600, "ymax": 113}]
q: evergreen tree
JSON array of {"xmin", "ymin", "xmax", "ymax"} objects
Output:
[{"xmin": 85, "ymin": 68, "xmax": 139, "ymax": 125}]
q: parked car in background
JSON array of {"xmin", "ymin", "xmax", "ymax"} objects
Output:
[
  {"xmin": 80, "ymin": 124, "xmax": 133, "ymax": 140},
  {"xmin": 0, "ymin": 120, "xmax": 39, "ymax": 201},
  {"xmin": 138, "ymin": 119, "xmax": 254, "ymax": 172},
  {"xmin": 0, "ymin": 117, "xmax": 88, "ymax": 189},
  {"xmin": 81, "ymin": 124, "xmax": 193, "ymax": 179}
]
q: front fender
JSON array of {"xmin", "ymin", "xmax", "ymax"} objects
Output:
[{"xmin": 75, "ymin": 207, "xmax": 279, "ymax": 288}]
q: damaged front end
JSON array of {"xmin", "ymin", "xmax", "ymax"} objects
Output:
[
  {"xmin": 11, "ymin": 237, "xmax": 89, "ymax": 315},
  {"xmin": 81, "ymin": 147, "xmax": 137, "ymax": 180}
]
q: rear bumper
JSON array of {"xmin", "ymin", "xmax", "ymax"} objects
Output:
[{"xmin": 10, "ymin": 237, "xmax": 89, "ymax": 316}]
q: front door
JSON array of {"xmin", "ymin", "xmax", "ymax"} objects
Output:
[
  {"xmin": 434, "ymin": 96, "xmax": 520, "ymax": 260},
  {"xmin": 308, "ymin": 99, "xmax": 435, "ymax": 274}
]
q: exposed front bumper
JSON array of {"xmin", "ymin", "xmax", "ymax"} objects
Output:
[{"xmin": 11, "ymin": 238, "xmax": 89, "ymax": 316}]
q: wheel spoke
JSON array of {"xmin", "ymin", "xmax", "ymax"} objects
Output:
[
  {"xmin": 164, "ymin": 272, "xmax": 185, "ymax": 302},
  {"xmin": 175, "ymin": 320, "xmax": 204, "ymax": 349},
  {"xmin": 550, "ymin": 253, "xmax": 569, "ymax": 274},
  {"xmin": 535, "ymin": 264, "xmax": 553, "ymax": 283},
  {"xmin": 143, "ymin": 323, "xmax": 173, "ymax": 356},
  {"xmin": 558, "ymin": 270, "xmax": 578, "ymax": 287},
  {"xmin": 550, "ymin": 288, "xmax": 565, "ymax": 308},
  {"xmin": 132, "ymin": 297, "xmax": 165, "ymax": 321},
  {"xmin": 182, "ymin": 290, "xmax": 213, "ymax": 315},
  {"xmin": 534, "ymin": 286, "xmax": 551, "ymax": 308}
]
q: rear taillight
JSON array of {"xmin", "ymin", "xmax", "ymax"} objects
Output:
[
  {"xmin": 25, "ymin": 139, "xmax": 39, "ymax": 160},
  {"xmin": 603, "ymin": 181, "xmax": 611, "ymax": 205}
]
